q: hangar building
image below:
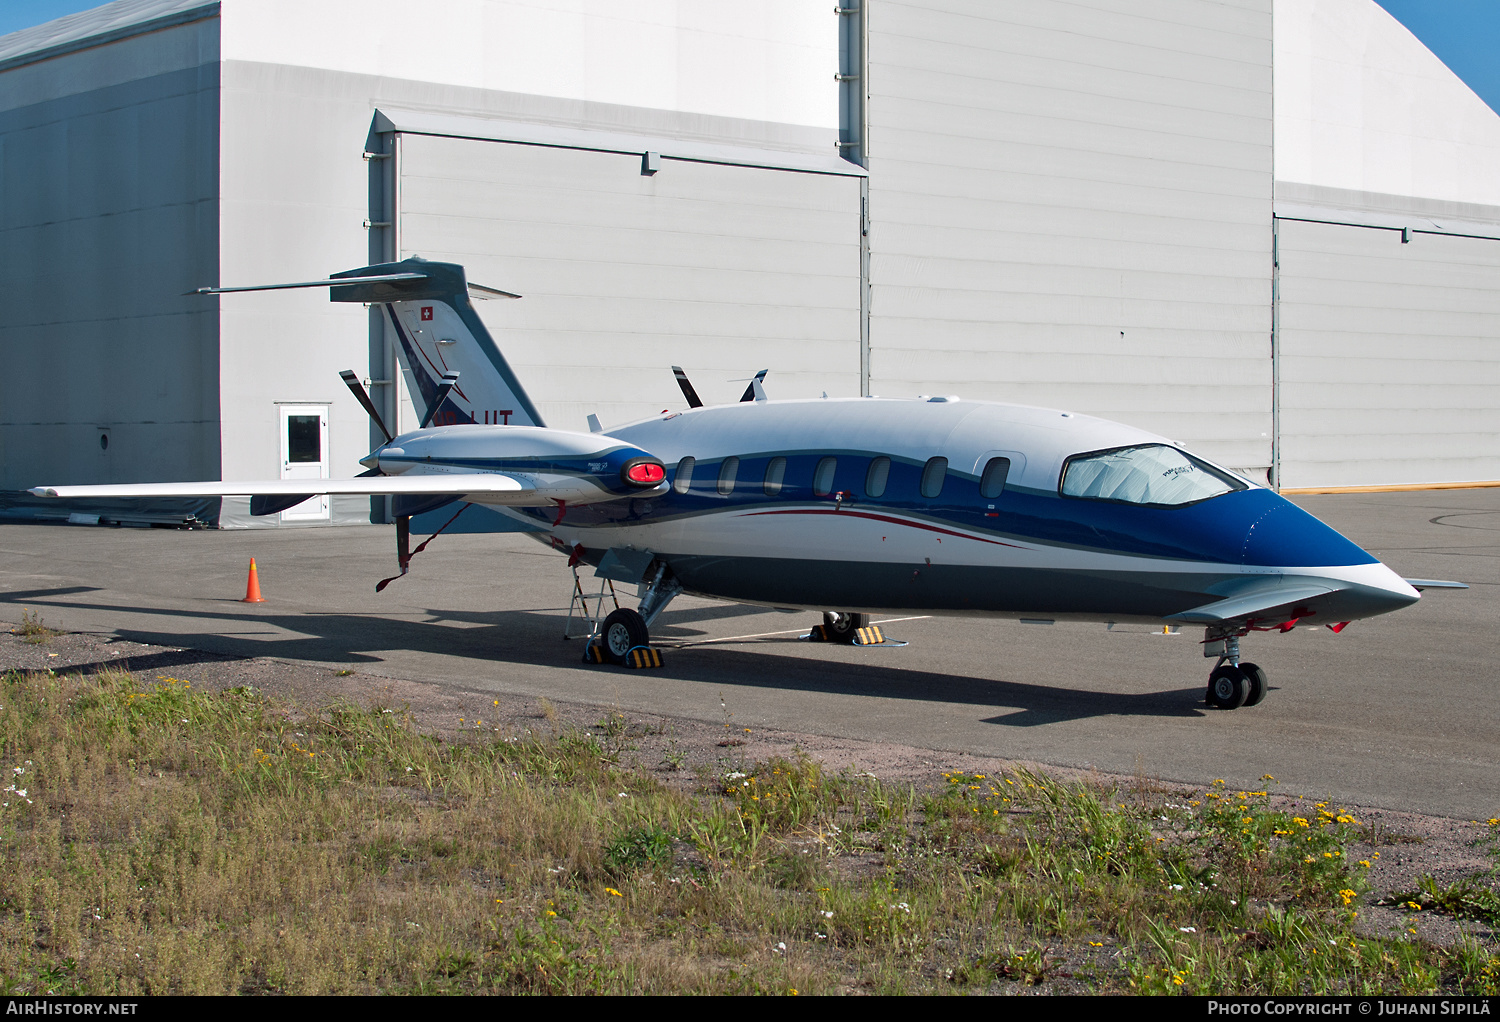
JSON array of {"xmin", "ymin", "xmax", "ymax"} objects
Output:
[{"xmin": 1, "ymin": 0, "xmax": 1495, "ymax": 528}]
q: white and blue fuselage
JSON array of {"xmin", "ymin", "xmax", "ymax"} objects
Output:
[{"xmin": 380, "ymin": 397, "xmax": 1418, "ymax": 629}]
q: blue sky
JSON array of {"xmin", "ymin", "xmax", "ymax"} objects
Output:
[{"xmin": 2, "ymin": 0, "xmax": 1498, "ymax": 117}]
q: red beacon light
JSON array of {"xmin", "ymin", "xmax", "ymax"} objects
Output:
[{"xmin": 622, "ymin": 460, "xmax": 666, "ymax": 486}]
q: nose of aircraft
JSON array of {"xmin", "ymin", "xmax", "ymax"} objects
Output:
[{"xmin": 1243, "ymin": 497, "xmax": 1419, "ymax": 620}]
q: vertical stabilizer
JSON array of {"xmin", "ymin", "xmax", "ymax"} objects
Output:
[{"xmin": 329, "ymin": 258, "xmax": 544, "ymax": 429}]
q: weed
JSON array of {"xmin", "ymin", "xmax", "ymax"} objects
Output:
[
  {"xmin": 12, "ymin": 610, "xmax": 61, "ymax": 644},
  {"xmin": 605, "ymin": 824, "xmax": 674, "ymax": 874},
  {"xmin": 659, "ymin": 739, "xmax": 686, "ymax": 772},
  {"xmin": 1385, "ymin": 875, "xmax": 1500, "ymax": 925}
]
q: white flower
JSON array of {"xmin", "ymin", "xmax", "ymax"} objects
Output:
[
  {"xmin": 773, "ymin": 942, "xmax": 786, "ymax": 953},
  {"xmin": 1179, "ymin": 926, "xmax": 1196, "ymax": 933},
  {"xmin": 15, "ymin": 790, "xmax": 25, "ymax": 798},
  {"xmin": 820, "ymin": 911, "xmax": 834, "ymax": 919}
]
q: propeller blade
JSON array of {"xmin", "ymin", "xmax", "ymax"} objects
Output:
[
  {"xmin": 739, "ymin": 369, "xmax": 768, "ymax": 403},
  {"xmin": 671, "ymin": 366, "xmax": 704, "ymax": 408},
  {"xmin": 419, "ymin": 371, "xmax": 461, "ymax": 429},
  {"xmin": 340, "ymin": 370, "xmax": 393, "ymax": 444}
]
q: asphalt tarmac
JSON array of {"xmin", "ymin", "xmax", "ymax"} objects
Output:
[{"xmin": 0, "ymin": 488, "xmax": 1495, "ymax": 818}]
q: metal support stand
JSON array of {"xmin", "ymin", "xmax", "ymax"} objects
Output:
[{"xmin": 563, "ymin": 566, "xmax": 618, "ymax": 641}]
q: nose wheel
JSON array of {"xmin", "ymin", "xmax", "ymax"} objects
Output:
[{"xmin": 1203, "ymin": 632, "xmax": 1268, "ymax": 709}]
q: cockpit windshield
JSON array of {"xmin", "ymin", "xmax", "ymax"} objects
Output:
[{"xmin": 1060, "ymin": 444, "xmax": 1245, "ymax": 507}]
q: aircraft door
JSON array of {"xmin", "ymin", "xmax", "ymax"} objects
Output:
[{"xmin": 279, "ymin": 404, "xmax": 330, "ymax": 521}]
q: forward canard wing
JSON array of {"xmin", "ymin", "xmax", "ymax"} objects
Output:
[{"xmin": 1165, "ymin": 581, "xmax": 1340, "ymax": 625}]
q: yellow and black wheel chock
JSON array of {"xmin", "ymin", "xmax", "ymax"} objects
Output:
[
  {"xmin": 805, "ymin": 623, "xmax": 886, "ymax": 645},
  {"xmin": 583, "ymin": 642, "xmax": 664, "ymax": 668},
  {"xmin": 626, "ymin": 645, "xmax": 664, "ymax": 669}
]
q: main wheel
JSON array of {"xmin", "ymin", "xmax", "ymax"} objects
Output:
[
  {"xmin": 822, "ymin": 611, "xmax": 868, "ymax": 645},
  {"xmin": 1239, "ymin": 662, "xmax": 1268, "ymax": 707},
  {"xmin": 1207, "ymin": 664, "xmax": 1250, "ymax": 709},
  {"xmin": 601, "ymin": 608, "xmax": 650, "ymax": 665}
]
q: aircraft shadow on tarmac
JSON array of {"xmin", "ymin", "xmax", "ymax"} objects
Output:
[{"xmin": 1, "ymin": 589, "xmax": 1207, "ymax": 724}]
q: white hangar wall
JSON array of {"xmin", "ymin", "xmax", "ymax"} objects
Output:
[
  {"xmin": 1274, "ymin": 213, "xmax": 1500, "ymax": 488},
  {"xmin": 210, "ymin": 0, "xmax": 851, "ymax": 524},
  {"xmin": 391, "ymin": 124, "xmax": 862, "ymax": 433},
  {"xmin": 1272, "ymin": 0, "xmax": 1500, "ymax": 489},
  {"xmin": 4, "ymin": 0, "xmax": 1496, "ymax": 523},
  {"xmin": 863, "ymin": 0, "xmax": 1276, "ymax": 476}
]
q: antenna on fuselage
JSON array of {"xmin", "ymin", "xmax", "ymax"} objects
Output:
[{"xmin": 739, "ymin": 369, "xmax": 768, "ymax": 403}]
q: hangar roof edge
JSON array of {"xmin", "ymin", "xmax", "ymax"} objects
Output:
[{"xmin": 0, "ymin": 0, "xmax": 218, "ymax": 74}]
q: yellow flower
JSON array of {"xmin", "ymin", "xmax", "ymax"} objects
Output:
[{"xmin": 605, "ymin": 888, "xmax": 623, "ymax": 897}]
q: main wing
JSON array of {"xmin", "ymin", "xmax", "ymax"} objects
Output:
[{"xmin": 28, "ymin": 475, "xmax": 543, "ymax": 502}]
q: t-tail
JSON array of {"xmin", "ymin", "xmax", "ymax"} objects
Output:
[
  {"xmin": 195, "ymin": 256, "xmax": 543, "ymax": 429},
  {"xmin": 328, "ymin": 257, "xmax": 544, "ymax": 429}
]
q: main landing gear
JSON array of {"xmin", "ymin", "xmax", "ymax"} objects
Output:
[
  {"xmin": 594, "ymin": 563, "xmax": 681, "ymax": 666},
  {"xmin": 1204, "ymin": 631, "xmax": 1268, "ymax": 710},
  {"xmin": 822, "ymin": 611, "xmax": 869, "ymax": 644}
]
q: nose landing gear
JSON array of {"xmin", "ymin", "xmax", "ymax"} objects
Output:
[{"xmin": 1203, "ymin": 632, "xmax": 1268, "ymax": 709}]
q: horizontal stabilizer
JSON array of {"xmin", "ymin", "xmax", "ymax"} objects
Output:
[
  {"xmin": 1166, "ymin": 582, "xmax": 1338, "ymax": 624},
  {"xmin": 191, "ymin": 272, "xmax": 427, "ymax": 295},
  {"xmin": 1403, "ymin": 578, "xmax": 1468, "ymax": 591}
]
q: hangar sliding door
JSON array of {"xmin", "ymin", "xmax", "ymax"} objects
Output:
[
  {"xmin": 394, "ymin": 133, "xmax": 863, "ymax": 433},
  {"xmin": 1275, "ymin": 218, "xmax": 1500, "ymax": 489}
]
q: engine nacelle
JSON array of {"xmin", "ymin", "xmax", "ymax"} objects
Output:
[{"xmin": 366, "ymin": 424, "xmax": 666, "ymax": 506}]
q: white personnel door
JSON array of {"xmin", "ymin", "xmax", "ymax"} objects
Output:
[{"xmin": 278, "ymin": 404, "xmax": 329, "ymax": 521}]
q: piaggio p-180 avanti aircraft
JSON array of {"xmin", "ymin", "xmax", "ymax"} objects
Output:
[{"xmin": 31, "ymin": 258, "xmax": 1465, "ymax": 709}]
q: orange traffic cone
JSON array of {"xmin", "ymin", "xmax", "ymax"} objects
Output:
[{"xmin": 242, "ymin": 558, "xmax": 266, "ymax": 603}]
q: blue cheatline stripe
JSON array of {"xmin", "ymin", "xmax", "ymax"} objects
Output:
[{"xmin": 524, "ymin": 472, "xmax": 1375, "ymax": 568}]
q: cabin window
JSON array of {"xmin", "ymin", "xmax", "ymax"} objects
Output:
[
  {"xmin": 717, "ymin": 457, "xmax": 739, "ymax": 495},
  {"xmin": 865, "ymin": 456, "xmax": 890, "ymax": 498},
  {"xmin": 764, "ymin": 457, "xmax": 786, "ymax": 496},
  {"xmin": 979, "ymin": 457, "xmax": 1010, "ymax": 498},
  {"xmin": 1060, "ymin": 444, "xmax": 1245, "ymax": 507},
  {"xmin": 812, "ymin": 457, "xmax": 837, "ymax": 497},
  {"xmin": 920, "ymin": 457, "xmax": 948, "ymax": 498},
  {"xmin": 672, "ymin": 457, "xmax": 694, "ymax": 494}
]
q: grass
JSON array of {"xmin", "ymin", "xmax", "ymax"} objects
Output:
[{"xmin": 0, "ymin": 667, "xmax": 1496, "ymax": 995}]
